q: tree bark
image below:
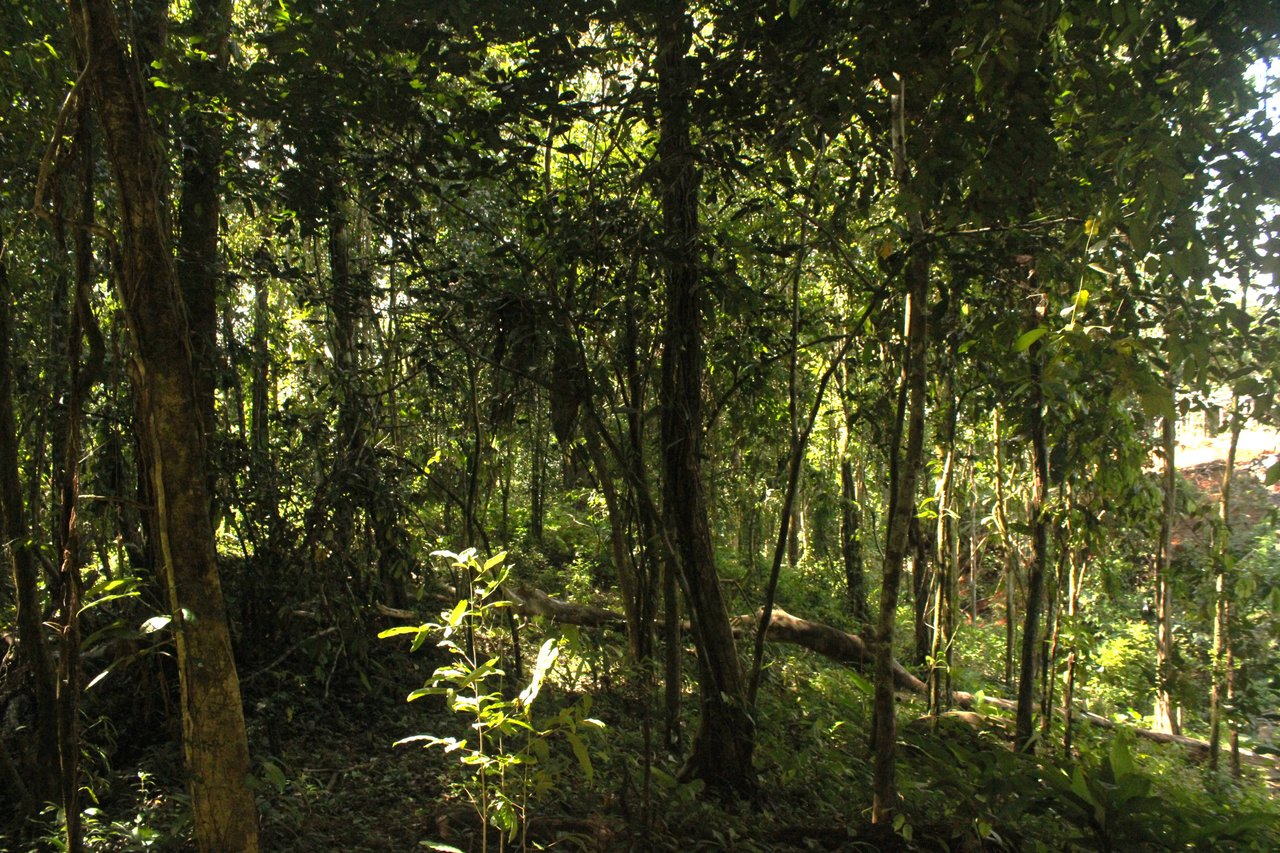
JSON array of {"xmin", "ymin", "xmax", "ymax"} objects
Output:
[
  {"xmin": 655, "ymin": 2, "xmax": 753, "ymax": 797},
  {"xmin": 65, "ymin": 2, "xmax": 260, "ymax": 849}
]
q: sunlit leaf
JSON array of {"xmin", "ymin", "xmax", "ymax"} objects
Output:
[{"xmin": 1012, "ymin": 327, "xmax": 1048, "ymax": 353}]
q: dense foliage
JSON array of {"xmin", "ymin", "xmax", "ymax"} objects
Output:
[{"xmin": 2, "ymin": 0, "xmax": 1279, "ymax": 850}]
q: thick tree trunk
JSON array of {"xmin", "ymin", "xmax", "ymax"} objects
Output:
[
  {"xmin": 656, "ymin": 2, "xmax": 753, "ymax": 797},
  {"xmin": 326, "ymin": 191, "xmax": 362, "ymax": 558},
  {"xmin": 66, "ymin": 2, "xmax": 260, "ymax": 849}
]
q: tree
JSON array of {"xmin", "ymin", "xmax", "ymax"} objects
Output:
[
  {"xmin": 655, "ymin": 1, "xmax": 754, "ymax": 797},
  {"xmin": 870, "ymin": 71, "xmax": 931, "ymax": 825},
  {"xmin": 64, "ymin": 1, "xmax": 260, "ymax": 849}
]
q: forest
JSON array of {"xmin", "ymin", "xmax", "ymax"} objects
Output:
[{"xmin": 2, "ymin": 0, "xmax": 1280, "ymax": 850}]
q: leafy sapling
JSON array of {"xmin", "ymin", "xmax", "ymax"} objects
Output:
[{"xmin": 379, "ymin": 549, "xmax": 603, "ymax": 851}]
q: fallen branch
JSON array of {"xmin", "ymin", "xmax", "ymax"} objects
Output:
[
  {"xmin": 384, "ymin": 587, "xmax": 1277, "ymax": 772},
  {"xmin": 503, "ymin": 584, "xmax": 627, "ymax": 629}
]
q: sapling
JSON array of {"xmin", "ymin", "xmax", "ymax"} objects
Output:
[{"xmin": 380, "ymin": 549, "xmax": 602, "ymax": 852}]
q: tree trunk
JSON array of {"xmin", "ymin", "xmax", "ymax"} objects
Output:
[
  {"xmin": 871, "ymin": 72, "xmax": 930, "ymax": 825},
  {"xmin": 993, "ymin": 410, "xmax": 1018, "ymax": 689},
  {"xmin": 911, "ymin": 514, "xmax": 933, "ymax": 666},
  {"xmin": 528, "ymin": 384, "xmax": 546, "ymax": 545},
  {"xmin": 55, "ymin": 97, "xmax": 106, "ymax": 850},
  {"xmin": 1039, "ymin": 541, "xmax": 1065, "ymax": 742},
  {"xmin": 1015, "ymin": 313, "xmax": 1050, "ymax": 752},
  {"xmin": 840, "ymin": 451, "xmax": 868, "ymax": 625},
  {"xmin": 1154, "ymin": 381, "xmax": 1180, "ymax": 736},
  {"xmin": 928, "ymin": 367, "xmax": 958, "ymax": 717},
  {"xmin": 1210, "ymin": 401, "xmax": 1242, "ymax": 770},
  {"xmin": 176, "ymin": 0, "xmax": 230, "ymax": 444},
  {"xmin": 1062, "ymin": 547, "xmax": 1085, "ymax": 756},
  {"xmin": 65, "ymin": 2, "xmax": 260, "ymax": 849},
  {"xmin": 656, "ymin": 2, "xmax": 753, "ymax": 797},
  {"xmin": 0, "ymin": 248, "xmax": 61, "ymax": 806}
]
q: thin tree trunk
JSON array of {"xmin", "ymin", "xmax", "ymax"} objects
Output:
[
  {"xmin": 1040, "ymin": 539, "xmax": 1065, "ymax": 742},
  {"xmin": 1016, "ymin": 297, "xmax": 1050, "ymax": 753},
  {"xmin": 911, "ymin": 514, "xmax": 933, "ymax": 666},
  {"xmin": 749, "ymin": 344, "xmax": 850, "ymax": 705},
  {"xmin": 1062, "ymin": 548, "xmax": 1085, "ymax": 756},
  {"xmin": 871, "ymin": 71, "xmax": 930, "ymax": 825},
  {"xmin": 969, "ymin": 454, "xmax": 979, "ymax": 623},
  {"xmin": 1154, "ymin": 375, "xmax": 1180, "ymax": 735},
  {"xmin": 0, "ymin": 249, "xmax": 61, "ymax": 805},
  {"xmin": 656, "ymin": 2, "xmax": 752, "ymax": 796},
  {"xmin": 840, "ymin": 448, "xmax": 868, "ymax": 624},
  {"xmin": 529, "ymin": 383, "xmax": 545, "ymax": 545},
  {"xmin": 176, "ymin": 0, "xmax": 230, "ymax": 445},
  {"xmin": 56, "ymin": 99, "xmax": 106, "ymax": 851},
  {"xmin": 993, "ymin": 410, "xmax": 1018, "ymax": 689},
  {"xmin": 66, "ymin": 3, "xmax": 260, "ymax": 849},
  {"xmin": 1210, "ymin": 396, "xmax": 1242, "ymax": 770},
  {"xmin": 928, "ymin": 368, "xmax": 958, "ymax": 717}
]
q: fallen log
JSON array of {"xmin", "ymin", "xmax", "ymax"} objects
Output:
[
  {"xmin": 731, "ymin": 607, "xmax": 925, "ymax": 693},
  {"xmin": 387, "ymin": 588, "xmax": 1277, "ymax": 773},
  {"xmin": 504, "ymin": 583, "xmax": 627, "ymax": 629}
]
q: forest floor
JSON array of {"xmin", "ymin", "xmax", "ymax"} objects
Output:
[{"xmin": 9, "ymin": 429, "xmax": 1280, "ymax": 851}]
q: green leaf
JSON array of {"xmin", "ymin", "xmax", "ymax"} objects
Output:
[
  {"xmin": 1265, "ymin": 459, "xmax": 1280, "ymax": 486},
  {"xmin": 1108, "ymin": 734, "xmax": 1134, "ymax": 779},
  {"xmin": 564, "ymin": 730, "xmax": 593, "ymax": 782},
  {"xmin": 519, "ymin": 639, "xmax": 560, "ymax": 708},
  {"xmin": 1013, "ymin": 327, "xmax": 1048, "ymax": 353},
  {"xmin": 139, "ymin": 615, "xmax": 171, "ymax": 634},
  {"xmin": 446, "ymin": 599, "xmax": 468, "ymax": 628},
  {"xmin": 483, "ymin": 551, "xmax": 507, "ymax": 572},
  {"xmin": 78, "ymin": 590, "xmax": 141, "ymax": 616},
  {"xmin": 261, "ymin": 760, "xmax": 288, "ymax": 792},
  {"xmin": 378, "ymin": 626, "xmax": 424, "ymax": 639}
]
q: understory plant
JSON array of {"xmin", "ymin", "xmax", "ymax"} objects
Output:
[{"xmin": 380, "ymin": 549, "xmax": 602, "ymax": 851}]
